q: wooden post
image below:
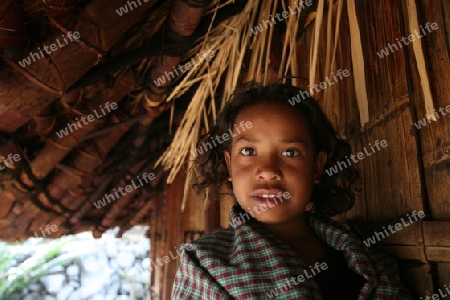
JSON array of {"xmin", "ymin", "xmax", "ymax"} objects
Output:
[{"xmin": 204, "ymin": 185, "xmax": 221, "ymax": 234}]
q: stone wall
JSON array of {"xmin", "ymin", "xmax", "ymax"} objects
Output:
[{"xmin": 7, "ymin": 227, "xmax": 150, "ymax": 300}]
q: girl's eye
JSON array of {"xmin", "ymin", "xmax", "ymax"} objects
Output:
[
  {"xmin": 282, "ymin": 149, "xmax": 300, "ymax": 157},
  {"xmin": 239, "ymin": 147, "xmax": 256, "ymax": 156}
]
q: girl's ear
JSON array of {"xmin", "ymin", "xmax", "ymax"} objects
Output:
[
  {"xmin": 314, "ymin": 151, "xmax": 327, "ymax": 183},
  {"xmin": 224, "ymin": 150, "xmax": 232, "ymax": 181}
]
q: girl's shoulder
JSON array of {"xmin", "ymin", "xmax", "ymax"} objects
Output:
[{"xmin": 181, "ymin": 227, "xmax": 235, "ymax": 256}]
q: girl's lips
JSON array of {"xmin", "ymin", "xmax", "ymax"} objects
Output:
[
  {"xmin": 250, "ymin": 189, "xmax": 289, "ymax": 205},
  {"xmin": 252, "ymin": 195, "xmax": 281, "ymax": 202},
  {"xmin": 251, "ymin": 189, "xmax": 284, "ymax": 197}
]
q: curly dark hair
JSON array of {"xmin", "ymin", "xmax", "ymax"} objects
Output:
[{"xmin": 191, "ymin": 81, "xmax": 359, "ymax": 218}]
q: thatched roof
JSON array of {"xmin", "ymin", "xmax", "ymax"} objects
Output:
[
  {"xmin": 0, "ymin": 0, "xmax": 321, "ymax": 240},
  {"xmin": 2, "ymin": 0, "xmax": 450, "ymax": 298}
]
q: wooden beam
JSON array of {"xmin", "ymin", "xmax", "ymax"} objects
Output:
[
  {"xmin": 354, "ymin": 221, "xmax": 450, "ymax": 263},
  {"xmin": 0, "ymin": 0, "xmax": 157, "ymax": 132},
  {"xmin": 146, "ymin": 0, "xmax": 211, "ymax": 104},
  {"xmin": 162, "ymin": 171, "xmax": 185, "ymax": 300}
]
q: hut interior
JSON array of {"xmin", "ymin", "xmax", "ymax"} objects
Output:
[{"xmin": 0, "ymin": 0, "xmax": 449, "ymax": 299}]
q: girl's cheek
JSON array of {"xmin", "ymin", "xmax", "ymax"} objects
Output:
[
  {"xmin": 232, "ymin": 155, "xmax": 253, "ymax": 168},
  {"xmin": 232, "ymin": 165, "xmax": 250, "ymax": 176}
]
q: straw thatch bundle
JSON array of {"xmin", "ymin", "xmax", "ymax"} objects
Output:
[{"xmin": 155, "ymin": 0, "xmax": 316, "ymax": 199}]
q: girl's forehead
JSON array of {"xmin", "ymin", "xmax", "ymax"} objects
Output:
[
  {"xmin": 236, "ymin": 101, "xmax": 305, "ymax": 122},
  {"xmin": 234, "ymin": 102, "xmax": 312, "ymax": 139}
]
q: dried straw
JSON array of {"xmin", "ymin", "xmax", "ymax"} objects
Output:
[
  {"xmin": 155, "ymin": 0, "xmax": 313, "ymax": 210},
  {"xmin": 278, "ymin": 0, "xmax": 302, "ymax": 87},
  {"xmin": 406, "ymin": 0, "xmax": 436, "ymax": 120},
  {"xmin": 323, "ymin": 0, "xmax": 344, "ymax": 129},
  {"xmin": 246, "ymin": 0, "xmax": 279, "ymax": 84},
  {"xmin": 347, "ymin": 0, "xmax": 369, "ymax": 126},
  {"xmin": 308, "ymin": 0, "xmax": 325, "ymax": 95},
  {"xmin": 155, "ymin": 0, "xmax": 261, "ymax": 209}
]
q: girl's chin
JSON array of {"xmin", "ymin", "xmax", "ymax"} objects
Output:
[
  {"xmin": 254, "ymin": 218, "xmax": 284, "ymax": 224},
  {"xmin": 252, "ymin": 211, "xmax": 308, "ymax": 225}
]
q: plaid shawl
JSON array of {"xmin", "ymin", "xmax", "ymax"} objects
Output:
[{"xmin": 172, "ymin": 205, "xmax": 412, "ymax": 299}]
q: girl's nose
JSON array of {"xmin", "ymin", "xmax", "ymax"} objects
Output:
[{"xmin": 256, "ymin": 157, "xmax": 282, "ymax": 180}]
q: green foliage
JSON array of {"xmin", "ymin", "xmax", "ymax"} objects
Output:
[
  {"xmin": 0, "ymin": 239, "xmax": 79, "ymax": 300},
  {"xmin": 0, "ymin": 243, "xmax": 13, "ymax": 279}
]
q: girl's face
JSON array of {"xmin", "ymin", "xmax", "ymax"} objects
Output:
[{"xmin": 224, "ymin": 101, "xmax": 327, "ymax": 225}]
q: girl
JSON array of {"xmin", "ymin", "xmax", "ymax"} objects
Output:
[{"xmin": 172, "ymin": 81, "xmax": 412, "ymax": 299}]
